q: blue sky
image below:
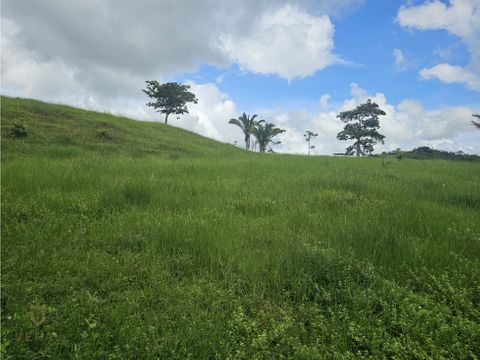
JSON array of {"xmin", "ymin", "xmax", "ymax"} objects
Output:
[
  {"xmin": 2, "ymin": 0, "xmax": 479, "ymax": 154},
  {"xmin": 175, "ymin": 1, "xmax": 477, "ymax": 112}
]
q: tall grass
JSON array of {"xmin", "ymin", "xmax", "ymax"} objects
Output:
[{"xmin": 2, "ymin": 97, "xmax": 479, "ymax": 358}]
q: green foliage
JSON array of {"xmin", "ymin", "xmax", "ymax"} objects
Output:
[
  {"xmin": 252, "ymin": 122, "xmax": 285, "ymax": 152},
  {"xmin": 228, "ymin": 113, "xmax": 263, "ymax": 150},
  {"xmin": 9, "ymin": 121, "xmax": 28, "ymax": 138},
  {"xmin": 337, "ymin": 99, "xmax": 386, "ymax": 156},
  {"xmin": 383, "ymin": 147, "xmax": 480, "ymax": 161},
  {"xmin": 142, "ymin": 81, "xmax": 198, "ymax": 124},
  {"xmin": 2, "ymin": 97, "xmax": 480, "ymax": 358},
  {"xmin": 472, "ymin": 114, "xmax": 480, "ymax": 129},
  {"xmin": 95, "ymin": 130, "xmax": 113, "ymax": 141}
]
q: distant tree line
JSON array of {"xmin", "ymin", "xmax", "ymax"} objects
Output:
[
  {"xmin": 382, "ymin": 147, "xmax": 479, "ymax": 161},
  {"xmin": 143, "ymin": 81, "xmax": 479, "ymax": 157}
]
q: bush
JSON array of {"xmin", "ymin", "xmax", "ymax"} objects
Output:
[
  {"xmin": 10, "ymin": 121, "xmax": 28, "ymax": 138},
  {"xmin": 95, "ymin": 130, "xmax": 113, "ymax": 141}
]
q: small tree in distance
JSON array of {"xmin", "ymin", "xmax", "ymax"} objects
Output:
[
  {"xmin": 337, "ymin": 99, "xmax": 386, "ymax": 156},
  {"xmin": 304, "ymin": 130, "xmax": 318, "ymax": 156},
  {"xmin": 143, "ymin": 81, "xmax": 198, "ymax": 124},
  {"xmin": 473, "ymin": 114, "xmax": 480, "ymax": 129}
]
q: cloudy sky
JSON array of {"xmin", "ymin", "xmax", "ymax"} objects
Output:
[{"xmin": 2, "ymin": 0, "xmax": 479, "ymax": 154}]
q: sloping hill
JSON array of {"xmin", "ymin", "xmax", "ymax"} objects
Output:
[
  {"xmin": 1, "ymin": 97, "xmax": 479, "ymax": 358},
  {"xmin": 1, "ymin": 96, "xmax": 240, "ymax": 159}
]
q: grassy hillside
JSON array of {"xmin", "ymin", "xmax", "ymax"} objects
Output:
[
  {"xmin": 2, "ymin": 97, "xmax": 480, "ymax": 358},
  {"xmin": 1, "ymin": 97, "xmax": 239, "ymax": 160}
]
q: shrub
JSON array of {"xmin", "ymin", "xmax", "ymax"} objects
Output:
[
  {"xmin": 10, "ymin": 121, "xmax": 28, "ymax": 138},
  {"xmin": 95, "ymin": 130, "xmax": 113, "ymax": 141}
]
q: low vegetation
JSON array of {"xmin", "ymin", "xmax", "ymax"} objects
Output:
[
  {"xmin": 1, "ymin": 97, "xmax": 479, "ymax": 358},
  {"xmin": 383, "ymin": 147, "xmax": 480, "ymax": 161}
]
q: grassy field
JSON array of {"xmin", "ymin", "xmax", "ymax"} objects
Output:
[{"xmin": 1, "ymin": 96, "xmax": 480, "ymax": 358}]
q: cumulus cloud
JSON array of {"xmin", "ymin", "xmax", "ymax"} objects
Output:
[
  {"xmin": 219, "ymin": 4, "xmax": 338, "ymax": 81},
  {"xmin": 161, "ymin": 83, "xmax": 480, "ymax": 155},
  {"xmin": 419, "ymin": 63, "xmax": 480, "ymax": 90},
  {"xmin": 397, "ymin": 0, "xmax": 480, "ymax": 91},
  {"xmin": 266, "ymin": 83, "xmax": 479, "ymax": 155},
  {"xmin": 342, "ymin": 84, "xmax": 477, "ymax": 153},
  {"xmin": 1, "ymin": 0, "xmax": 359, "ymax": 98},
  {"xmin": 180, "ymin": 82, "xmax": 239, "ymax": 143}
]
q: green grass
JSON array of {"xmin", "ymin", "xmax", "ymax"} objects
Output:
[{"xmin": 2, "ymin": 96, "xmax": 480, "ymax": 358}]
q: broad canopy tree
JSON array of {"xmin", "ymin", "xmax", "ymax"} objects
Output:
[
  {"xmin": 143, "ymin": 81, "xmax": 198, "ymax": 124},
  {"xmin": 229, "ymin": 113, "xmax": 263, "ymax": 150},
  {"xmin": 337, "ymin": 99, "xmax": 386, "ymax": 156},
  {"xmin": 252, "ymin": 122, "xmax": 285, "ymax": 152}
]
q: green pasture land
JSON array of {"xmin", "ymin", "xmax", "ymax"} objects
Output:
[{"xmin": 1, "ymin": 97, "xmax": 479, "ymax": 358}]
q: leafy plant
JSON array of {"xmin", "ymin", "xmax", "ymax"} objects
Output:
[
  {"xmin": 10, "ymin": 121, "xmax": 28, "ymax": 138},
  {"xmin": 95, "ymin": 130, "xmax": 113, "ymax": 141}
]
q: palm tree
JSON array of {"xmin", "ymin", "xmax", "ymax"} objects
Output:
[
  {"xmin": 252, "ymin": 122, "xmax": 285, "ymax": 152},
  {"xmin": 229, "ymin": 113, "xmax": 263, "ymax": 150},
  {"xmin": 473, "ymin": 114, "xmax": 480, "ymax": 129}
]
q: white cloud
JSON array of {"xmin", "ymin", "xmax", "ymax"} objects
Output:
[
  {"xmin": 393, "ymin": 48, "xmax": 407, "ymax": 71},
  {"xmin": 219, "ymin": 4, "xmax": 338, "ymax": 81},
  {"xmin": 397, "ymin": 0, "xmax": 479, "ymax": 39},
  {"xmin": 181, "ymin": 82, "xmax": 239, "ymax": 143},
  {"xmin": 267, "ymin": 83, "xmax": 479, "ymax": 155},
  {"xmin": 397, "ymin": 0, "xmax": 480, "ymax": 91},
  {"xmin": 1, "ymin": 0, "xmax": 358, "ymax": 97},
  {"xmin": 0, "ymin": 0, "xmax": 358, "ymax": 132},
  {"xmin": 419, "ymin": 63, "xmax": 480, "ymax": 90},
  {"xmin": 319, "ymin": 94, "xmax": 331, "ymax": 109}
]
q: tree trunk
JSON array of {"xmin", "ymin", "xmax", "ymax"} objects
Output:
[
  {"xmin": 308, "ymin": 140, "xmax": 311, "ymax": 156},
  {"xmin": 164, "ymin": 113, "xmax": 170, "ymax": 124},
  {"xmin": 245, "ymin": 135, "xmax": 250, "ymax": 150},
  {"xmin": 356, "ymin": 142, "xmax": 361, "ymax": 157}
]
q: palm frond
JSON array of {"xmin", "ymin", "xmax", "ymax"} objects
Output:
[{"xmin": 229, "ymin": 118, "xmax": 245, "ymax": 129}]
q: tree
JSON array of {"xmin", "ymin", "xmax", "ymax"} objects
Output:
[
  {"xmin": 143, "ymin": 81, "xmax": 198, "ymax": 124},
  {"xmin": 304, "ymin": 130, "xmax": 318, "ymax": 156},
  {"xmin": 252, "ymin": 122, "xmax": 285, "ymax": 152},
  {"xmin": 336, "ymin": 99, "xmax": 386, "ymax": 156},
  {"xmin": 473, "ymin": 114, "xmax": 480, "ymax": 129},
  {"xmin": 229, "ymin": 113, "xmax": 263, "ymax": 150}
]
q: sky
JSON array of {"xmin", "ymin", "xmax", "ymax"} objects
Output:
[{"xmin": 2, "ymin": 0, "xmax": 479, "ymax": 155}]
